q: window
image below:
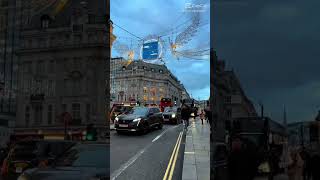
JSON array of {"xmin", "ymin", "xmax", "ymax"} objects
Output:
[
  {"xmin": 48, "ymin": 105, "xmax": 53, "ymax": 125},
  {"xmin": 72, "ymin": 103, "xmax": 81, "ymax": 120},
  {"xmin": 226, "ymin": 109, "xmax": 232, "ymax": 118},
  {"xmin": 225, "ymin": 96, "xmax": 231, "ymax": 104},
  {"xmin": 25, "ymin": 106, "xmax": 30, "ymax": 126},
  {"xmin": 41, "ymin": 15, "xmax": 51, "ymax": 29},
  {"xmin": 42, "ymin": 19, "xmax": 49, "ymax": 28},
  {"xmin": 34, "ymin": 105, "xmax": 43, "ymax": 125},
  {"xmin": 151, "ymin": 68, "xmax": 154, "ymax": 72},
  {"xmin": 62, "ymin": 104, "xmax": 67, "ymax": 113},
  {"xmin": 86, "ymin": 104, "xmax": 90, "ymax": 122},
  {"xmin": 74, "ymin": 35, "xmax": 82, "ymax": 44},
  {"xmin": 48, "ymin": 80, "xmax": 53, "ymax": 96},
  {"xmin": 49, "ymin": 60, "xmax": 55, "ymax": 73}
]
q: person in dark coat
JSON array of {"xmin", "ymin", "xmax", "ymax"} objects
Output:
[
  {"xmin": 300, "ymin": 148, "xmax": 311, "ymax": 180},
  {"xmin": 310, "ymin": 154, "xmax": 320, "ymax": 180},
  {"xmin": 229, "ymin": 136, "xmax": 259, "ymax": 180},
  {"xmin": 181, "ymin": 103, "xmax": 191, "ymax": 129}
]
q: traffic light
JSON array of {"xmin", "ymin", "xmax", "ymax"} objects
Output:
[{"xmin": 86, "ymin": 124, "xmax": 97, "ymax": 141}]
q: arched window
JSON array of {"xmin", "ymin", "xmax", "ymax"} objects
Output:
[{"xmin": 41, "ymin": 15, "xmax": 51, "ymax": 29}]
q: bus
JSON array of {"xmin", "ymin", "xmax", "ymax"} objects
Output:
[{"xmin": 160, "ymin": 98, "xmax": 172, "ymax": 112}]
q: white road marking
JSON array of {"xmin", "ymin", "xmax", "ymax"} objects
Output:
[
  {"xmin": 111, "ymin": 125, "xmax": 182, "ymax": 179},
  {"xmin": 111, "ymin": 148, "xmax": 146, "ymax": 180},
  {"xmin": 152, "ymin": 125, "xmax": 178, "ymax": 143}
]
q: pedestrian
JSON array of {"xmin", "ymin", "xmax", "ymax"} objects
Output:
[
  {"xmin": 310, "ymin": 154, "xmax": 320, "ymax": 180},
  {"xmin": 229, "ymin": 136, "xmax": 259, "ymax": 180},
  {"xmin": 300, "ymin": 147, "xmax": 311, "ymax": 180},
  {"xmin": 287, "ymin": 147, "xmax": 304, "ymax": 180},
  {"xmin": 181, "ymin": 103, "xmax": 191, "ymax": 130},
  {"xmin": 200, "ymin": 110, "xmax": 205, "ymax": 125}
]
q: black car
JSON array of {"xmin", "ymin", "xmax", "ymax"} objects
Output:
[
  {"xmin": 115, "ymin": 107, "xmax": 163, "ymax": 134},
  {"xmin": 111, "ymin": 105, "xmax": 134, "ymax": 121},
  {"xmin": 162, "ymin": 106, "xmax": 181, "ymax": 124},
  {"xmin": 1, "ymin": 140, "xmax": 74, "ymax": 180},
  {"xmin": 18, "ymin": 142, "xmax": 109, "ymax": 180}
]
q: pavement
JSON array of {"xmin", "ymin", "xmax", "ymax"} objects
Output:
[
  {"xmin": 110, "ymin": 123, "xmax": 185, "ymax": 180},
  {"xmin": 110, "ymin": 122, "xmax": 115, "ymax": 130},
  {"xmin": 254, "ymin": 174, "xmax": 289, "ymax": 180},
  {"xmin": 182, "ymin": 117, "xmax": 210, "ymax": 180}
]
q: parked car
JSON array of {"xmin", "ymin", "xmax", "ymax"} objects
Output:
[
  {"xmin": 162, "ymin": 106, "xmax": 181, "ymax": 124},
  {"xmin": 17, "ymin": 142, "xmax": 109, "ymax": 180},
  {"xmin": 1, "ymin": 140, "xmax": 74, "ymax": 180},
  {"xmin": 115, "ymin": 107, "xmax": 163, "ymax": 134}
]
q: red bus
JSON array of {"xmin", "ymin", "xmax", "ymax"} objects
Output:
[{"xmin": 160, "ymin": 98, "xmax": 172, "ymax": 112}]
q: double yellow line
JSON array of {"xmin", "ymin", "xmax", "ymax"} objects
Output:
[{"xmin": 163, "ymin": 131, "xmax": 183, "ymax": 180}]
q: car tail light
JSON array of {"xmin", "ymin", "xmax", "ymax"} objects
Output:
[{"xmin": 1, "ymin": 158, "xmax": 8, "ymax": 176}]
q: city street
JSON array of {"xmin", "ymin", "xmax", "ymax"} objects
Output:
[{"xmin": 110, "ymin": 124, "xmax": 186, "ymax": 180}]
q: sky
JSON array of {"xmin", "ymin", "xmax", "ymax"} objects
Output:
[
  {"xmin": 213, "ymin": 0, "xmax": 320, "ymax": 123},
  {"xmin": 111, "ymin": 0, "xmax": 210, "ymax": 100}
]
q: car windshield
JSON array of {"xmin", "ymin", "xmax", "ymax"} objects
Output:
[
  {"xmin": 113, "ymin": 106, "xmax": 123, "ymax": 113},
  {"xmin": 128, "ymin": 108, "xmax": 148, "ymax": 115},
  {"xmin": 55, "ymin": 144, "xmax": 107, "ymax": 168},
  {"xmin": 164, "ymin": 107, "xmax": 177, "ymax": 113},
  {"xmin": 122, "ymin": 107, "xmax": 133, "ymax": 114},
  {"xmin": 11, "ymin": 142, "xmax": 38, "ymax": 161}
]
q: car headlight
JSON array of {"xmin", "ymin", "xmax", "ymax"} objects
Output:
[
  {"xmin": 172, "ymin": 114, "xmax": 176, "ymax": 118},
  {"xmin": 133, "ymin": 118, "xmax": 141, "ymax": 122},
  {"xmin": 17, "ymin": 174, "xmax": 30, "ymax": 180},
  {"xmin": 115, "ymin": 117, "xmax": 119, "ymax": 121}
]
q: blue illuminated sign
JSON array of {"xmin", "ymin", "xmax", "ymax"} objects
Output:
[{"xmin": 142, "ymin": 41, "xmax": 159, "ymax": 60}]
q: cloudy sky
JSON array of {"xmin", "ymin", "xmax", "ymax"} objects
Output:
[
  {"xmin": 213, "ymin": 0, "xmax": 320, "ymax": 123},
  {"xmin": 111, "ymin": 0, "xmax": 210, "ymax": 100}
]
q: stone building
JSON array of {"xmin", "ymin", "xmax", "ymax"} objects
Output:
[
  {"xmin": 15, "ymin": 0, "xmax": 108, "ymax": 138},
  {"xmin": 0, "ymin": 0, "xmax": 21, "ymax": 130},
  {"xmin": 223, "ymin": 69, "xmax": 258, "ymax": 120},
  {"xmin": 111, "ymin": 59, "xmax": 186, "ymax": 106}
]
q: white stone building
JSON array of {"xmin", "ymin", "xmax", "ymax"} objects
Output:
[
  {"xmin": 14, "ymin": 0, "xmax": 108, "ymax": 138},
  {"xmin": 111, "ymin": 59, "xmax": 187, "ymax": 106}
]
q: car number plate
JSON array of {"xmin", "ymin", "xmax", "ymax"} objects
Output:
[
  {"xmin": 119, "ymin": 124, "xmax": 128, "ymax": 127},
  {"xmin": 164, "ymin": 119, "xmax": 169, "ymax": 121},
  {"xmin": 16, "ymin": 167, "xmax": 23, "ymax": 173}
]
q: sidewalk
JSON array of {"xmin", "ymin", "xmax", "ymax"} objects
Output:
[
  {"xmin": 254, "ymin": 174, "xmax": 288, "ymax": 180},
  {"xmin": 110, "ymin": 122, "xmax": 115, "ymax": 130},
  {"xmin": 182, "ymin": 118, "xmax": 210, "ymax": 180}
]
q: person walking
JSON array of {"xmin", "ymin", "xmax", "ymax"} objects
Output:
[
  {"xmin": 300, "ymin": 147, "xmax": 311, "ymax": 180},
  {"xmin": 200, "ymin": 110, "xmax": 205, "ymax": 125},
  {"xmin": 310, "ymin": 154, "xmax": 320, "ymax": 180},
  {"xmin": 287, "ymin": 147, "xmax": 304, "ymax": 180},
  {"xmin": 229, "ymin": 136, "xmax": 259, "ymax": 180},
  {"xmin": 181, "ymin": 103, "xmax": 191, "ymax": 130}
]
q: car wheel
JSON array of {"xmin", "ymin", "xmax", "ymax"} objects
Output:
[
  {"xmin": 158, "ymin": 123, "xmax": 163, "ymax": 129},
  {"xmin": 143, "ymin": 123, "xmax": 150, "ymax": 134},
  {"xmin": 116, "ymin": 130, "xmax": 123, "ymax": 135}
]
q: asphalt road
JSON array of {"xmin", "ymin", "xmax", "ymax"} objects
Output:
[{"xmin": 110, "ymin": 123, "xmax": 186, "ymax": 180}]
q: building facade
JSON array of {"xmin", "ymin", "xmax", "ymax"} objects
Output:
[
  {"xmin": 223, "ymin": 69, "xmax": 258, "ymax": 121},
  {"xmin": 0, "ymin": 0, "xmax": 20, "ymax": 128},
  {"xmin": 15, "ymin": 0, "xmax": 108, "ymax": 138},
  {"xmin": 111, "ymin": 59, "xmax": 186, "ymax": 106}
]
